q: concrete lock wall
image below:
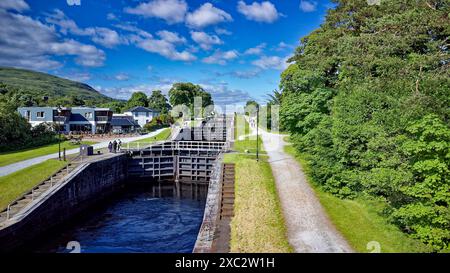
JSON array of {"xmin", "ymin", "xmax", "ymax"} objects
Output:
[{"xmin": 0, "ymin": 155, "xmax": 128, "ymax": 251}]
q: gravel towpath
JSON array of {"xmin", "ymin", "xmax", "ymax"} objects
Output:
[{"xmin": 260, "ymin": 130, "xmax": 353, "ymax": 253}]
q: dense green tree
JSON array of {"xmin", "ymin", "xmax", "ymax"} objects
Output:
[
  {"xmin": 125, "ymin": 91, "xmax": 149, "ymax": 110},
  {"xmin": 280, "ymin": 0, "xmax": 450, "ymax": 250},
  {"xmin": 99, "ymin": 101, "xmax": 126, "ymax": 113},
  {"xmin": 168, "ymin": 82, "xmax": 213, "ymax": 109},
  {"xmin": 0, "ymin": 89, "xmax": 61, "ymax": 151},
  {"xmin": 148, "ymin": 90, "xmax": 170, "ymax": 114}
]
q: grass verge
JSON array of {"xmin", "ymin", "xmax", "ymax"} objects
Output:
[
  {"xmin": 0, "ymin": 141, "xmax": 95, "ymax": 167},
  {"xmin": 0, "ymin": 159, "xmax": 67, "ymax": 210},
  {"xmin": 284, "ymin": 144, "xmax": 432, "ymax": 253},
  {"xmin": 224, "ymin": 153, "xmax": 292, "ymax": 253},
  {"xmin": 126, "ymin": 128, "xmax": 171, "ymax": 148}
]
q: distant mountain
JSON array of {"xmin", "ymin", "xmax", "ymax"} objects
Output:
[{"xmin": 0, "ymin": 67, "xmax": 116, "ymax": 105}]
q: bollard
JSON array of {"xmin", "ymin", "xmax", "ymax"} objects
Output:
[{"xmin": 63, "ymin": 148, "xmax": 66, "ymax": 161}]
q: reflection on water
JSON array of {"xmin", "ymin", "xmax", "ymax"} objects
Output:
[{"xmin": 34, "ymin": 182, "xmax": 207, "ymax": 253}]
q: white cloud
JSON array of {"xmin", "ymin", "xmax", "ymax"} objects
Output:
[
  {"xmin": 67, "ymin": 0, "xmax": 81, "ymax": 6},
  {"xmin": 216, "ymin": 69, "xmax": 261, "ymax": 79},
  {"xmin": 114, "ymin": 23, "xmax": 153, "ymax": 39},
  {"xmin": 46, "ymin": 10, "xmax": 123, "ymax": 48},
  {"xmin": 299, "ymin": 1, "xmax": 317, "ymax": 12},
  {"xmin": 156, "ymin": 30, "xmax": 186, "ymax": 44},
  {"xmin": 106, "ymin": 13, "xmax": 117, "ymax": 20},
  {"xmin": 113, "ymin": 23, "xmax": 195, "ymax": 62},
  {"xmin": 203, "ymin": 50, "xmax": 238, "ymax": 65},
  {"xmin": 215, "ymin": 27, "xmax": 232, "ymax": 36},
  {"xmin": 237, "ymin": 1, "xmax": 280, "ymax": 23},
  {"xmin": 90, "ymin": 27, "xmax": 123, "ymax": 48},
  {"xmin": 0, "ymin": 0, "xmax": 29, "ymax": 12},
  {"xmin": 274, "ymin": 41, "xmax": 293, "ymax": 51},
  {"xmin": 244, "ymin": 43, "xmax": 266, "ymax": 55},
  {"xmin": 190, "ymin": 31, "xmax": 223, "ymax": 50},
  {"xmin": 49, "ymin": 39, "xmax": 106, "ymax": 67},
  {"xmin": 200, "ymin": 83, "xmax": 254, "ymax": 106},
  {"xmin": 124, "ymin": 0, "xmax": 188, "ymax": 24},
  {"xmin": 136, "ymin": 38, "xmax": 196, "ymax": 61},
  {"xmin": 96, "ymin": 81, "xmax": 177, "ymax": 100},
  {"xmin": 252, "ymin": 55, "xmax": 289, "ymax": 70},
  {"xmin": 115, "ymin": 73, "xmax": 130, "ymax": 81},
  {"xmin": 0, "ymin": 9, "xmax": 105, "ymax": 70},
  {"xmin": 186, "ymin": 3, "xmax": 232, "ymax": 29}
]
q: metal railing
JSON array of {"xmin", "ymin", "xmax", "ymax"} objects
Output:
[
  {"xmin": 123, "ymin": 140, "xmax": 229, "ymax": 152},
  {"xmin": 1, "ymin": 155, "xmax": 85, "ymax": 222}
]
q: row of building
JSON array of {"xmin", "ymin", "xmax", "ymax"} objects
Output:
[{"xmin": 17, "ymin": 106, "xmax": 160, "ymax": 134}]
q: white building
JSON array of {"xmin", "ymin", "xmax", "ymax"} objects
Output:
[{"xmin": 124, "ymin": 106, "xmax": 159, "ymax": 128}]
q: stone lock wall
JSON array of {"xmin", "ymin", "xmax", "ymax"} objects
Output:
[{"xmin": 0, "ymin": 154, "xmax": 128, "ymax": 251}]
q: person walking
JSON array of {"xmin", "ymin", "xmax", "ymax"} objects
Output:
[
  {"xmin": 108, "ymin": 141, "xmax": 113, "ymax": 153},
  {"xmin": 118, "ymin": 139, "xmax": 122, "ymax": 152},
  {"xmin": 113, "ymin": 140, "xmax": 117, "ymax": 153}
]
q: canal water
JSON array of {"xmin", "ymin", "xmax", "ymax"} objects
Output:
[{"xmin": 32, "ymin": 182, "xmax": 207, "ymax": 253}]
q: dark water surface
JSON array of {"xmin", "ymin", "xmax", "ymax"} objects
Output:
[{"xmin": 33, "ymin": 183, "xmax": 207, "ymax": 253}]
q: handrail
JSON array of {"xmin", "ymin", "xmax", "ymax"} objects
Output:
[
  {"xmin": 123, "ymin": 140, "xmax": 229, "ymax": 152},
  {"xmin": 1, "ymin": 154, "xmax": 83, "ymax": 221}
]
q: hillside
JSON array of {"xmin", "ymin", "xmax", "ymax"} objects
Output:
[{"xmin": 0, "ymin": 67, "xmax": 115, "ymax": 106}]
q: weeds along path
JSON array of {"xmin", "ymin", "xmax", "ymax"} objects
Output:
[{"xmin": 260, "ymin": 130, "xmax": 353, "ymax": 253}]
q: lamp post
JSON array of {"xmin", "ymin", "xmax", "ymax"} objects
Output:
[
  {"xmin": 256, "ymin": 104, "xmax": 259, "ymax": 162},
  {"xmin": 57, "ymin": 106, "xmax": 62, "ymax": 161}
]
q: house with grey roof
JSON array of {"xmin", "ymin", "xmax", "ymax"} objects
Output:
[
  {"xmin": 18, "ymin": 106, "xmax": 113, "ymax": 134},
  {"xmin": 111, "ymin": 114, "xmax": 141, "ymax": 133},
  {"xmin": 124, "ymin": 106, "xmax": 159, "ymax": 128}
]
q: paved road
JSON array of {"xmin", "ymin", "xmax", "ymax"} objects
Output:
[
  {"xmin": 260, "ymin": 130, "xmax": 353, "ymax": 253},
  {"xmin": 0, "ymin": 128, "xmax": 166, "ymax": 177}
]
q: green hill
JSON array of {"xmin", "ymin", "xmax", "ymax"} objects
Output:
[{"xmin": 0, "ymin": 67, "xmax": 116, "ymax": 106}]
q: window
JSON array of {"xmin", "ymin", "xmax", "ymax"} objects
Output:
[
  {"xmin": 146, "ymin": 112, "xmax": 150, "ymax": 117},
  {"xmin": 134, "ymin": 112, "xmax": 138, "ymax": 117},
  {"xmin": 36, "ymin": 111, "xmax": 45, "ymax": 118},
  {"xmin": 84, "ymin": 112, "xmax": 93, "ymax": 119}
]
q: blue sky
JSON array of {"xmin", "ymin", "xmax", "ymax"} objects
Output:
[{"xmin": 0, "ymin": 0, "xmax": 332, "ymax": 106}]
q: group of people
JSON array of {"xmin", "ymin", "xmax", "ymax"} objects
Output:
[{"xmin": 108, "ymin": 139, "xmax": 122, "ymax": 153}]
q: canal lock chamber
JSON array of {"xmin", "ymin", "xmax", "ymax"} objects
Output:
[{"xmin": 7, "ymin": 116, "xmax": 233, "ymax": 253}]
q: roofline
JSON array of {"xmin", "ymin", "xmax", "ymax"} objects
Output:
[{"xmin": 125, "ymin": 106, "xmax": 156, "ymax": 112}]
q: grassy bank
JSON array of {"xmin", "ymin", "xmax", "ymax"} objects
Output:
[
  {"xmin": 0, "ymin": 159, "xmax": 67, "ymax": 210},
  {"xmin": 225, "ymin": 115, "xmax": 291, "ymax": 252},
  {"xmin": 284, "ymin": 144, "xmax": 432, "ymax": 253},
  {"xmin": 126, "ymin": 128, "xmax": 171, "ymax": 148},
  {"xmin": 0, "ymin": 141, "xmax": 95, "ymax": 167},
  {"xmin": 224, "ymin": 153, "xmax": 292, "ymax": 253}
]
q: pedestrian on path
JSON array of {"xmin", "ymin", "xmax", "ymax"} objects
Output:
[
  {"xmin": 108, "ymin": 141, "xmax": 113, "ymax": 153},
  {"xmin": 118, "ymin": 139, "xmax": 122, "ymax": 152},
  {"xmin": 112, "ymin": 140, "xmax": 117, "ymax": 153}
]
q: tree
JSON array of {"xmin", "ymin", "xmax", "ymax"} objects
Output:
[
  {"xmin": 279, "ymin": 0, "xmax": 450, "ymax": 250},
  {"xmin": 125, "ymin": 91, "xmax": 148, "ymax": 110},
  {"xmin": 244, "ymin": 100, "xmax": 259, "ymax": 116},
  {"xmin": 100, "ymin": 101, "xmax": 126, "ymax": 113},
  {"xmin": 148, "ymin": 90, "xmax": 170, "ymax": 114},
  {"xmin": 168, "ymin": 82, "xmax": 213, "ymax": 109},
  {"xmin": 392, "ymin": 115, "xmax": 450, "ymax": 250}
]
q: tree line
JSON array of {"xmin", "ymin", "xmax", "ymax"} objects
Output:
[{"xmin": 278, "ymin": 0, "xmax": 449, "ymax": 251}]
